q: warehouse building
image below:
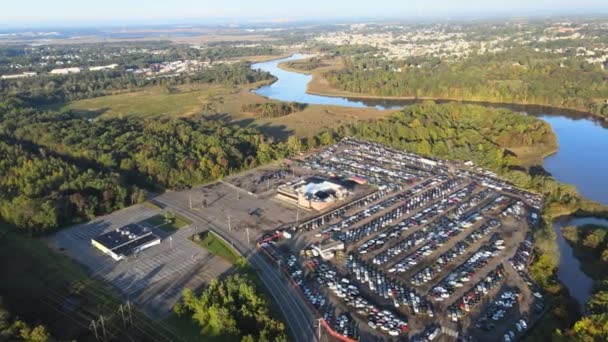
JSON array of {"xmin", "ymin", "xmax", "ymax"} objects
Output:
[{"xmin": 91, "ymin": 224, "xmax": 161, "ymax": 261}]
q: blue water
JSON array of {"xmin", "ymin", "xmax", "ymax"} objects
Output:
[
  {"xmin": 541, "ymin": 116, "xmax": 608, "ymax": 205},
  {"xmin": 553, "ymin": 217, "xmax": 608, "ymax": 309},
  {"xmin": 253, "ymin": 54, "xmax": 399, "ymax": 109}
]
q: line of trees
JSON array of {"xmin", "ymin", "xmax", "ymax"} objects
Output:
[
  {"xmin": 241, "ymin": 102, "xmax": 307, "ymax": 118},
  {"xmin": 325, "ymin": 49, "xmax": 608, "ymax": 117}
]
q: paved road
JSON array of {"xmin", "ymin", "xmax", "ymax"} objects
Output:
[{"xmin": 152, "ymin": 194, "xmax": 320, "ymax": 342}]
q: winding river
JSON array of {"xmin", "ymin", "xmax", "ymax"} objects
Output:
[{"xmin": 252, "ymin": 54, "xmax": 608, "ymax": 307}]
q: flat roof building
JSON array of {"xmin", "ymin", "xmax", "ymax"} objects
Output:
[
  {"xmin": 277, "ymin": 178, "xmax": 349, "ymax": 211},
  {"xmin": 91, "ymin": 224, "xmax": 160, "ymax": 261}
]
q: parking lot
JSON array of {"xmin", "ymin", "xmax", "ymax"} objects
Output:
[
  {"xmin": 47, "ymin": 204, "xmax": 233, "ymax": 319},
  {"xmin": 257, "ymin": 138, "xmax": 544, "ymax": 341}
]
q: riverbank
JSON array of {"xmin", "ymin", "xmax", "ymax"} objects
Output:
[{"xmin": 278, "ymin": 55, "xmax": 608, "ymax": 123}]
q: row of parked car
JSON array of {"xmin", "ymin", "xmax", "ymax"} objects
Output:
[
  {"xmin": 410, "ymin": 220, "xmax": 502, "ymax": 287},
  {"xmin": 300, "ymin": 186, "xmax": 396, "ymax": 231},
  {"xmin": 342, "ymin": 178, "xmax": 463, "ymax": 245},
  {"xmin": 447, "ymin": 263, "xmax": 506, "ymax": 322},
  {"xmin": 333, "ymin": 152, "xmax": 425, "ymax": 185},
  {"xmin": 509, "ymin": 233, "xmax": 533, "ymax": 272},
  {"xmin": 258, "ymin": 242, "xmax": 360, "ymax": 339},
  {"xmin": 346, "ymin": 254, "xmax": 434, "ymax": 318},
  {"xmin": 456, "ymin": 168, "xmax": 542, "ymax": 210},
  {"xmin": 341, "ymin": 137, "xmax": 443, "ymax": 175},
  {"xmin": 391, "ymin": 209, "xmax": 490, "ymax": 275},
  {"xmin": 314, "ymin": 262, "xmax": 408, "ymax": 337},
  {"xmin": 430, "ymin": 236, "xmax": 504, "ymax": 302},
  {"xmin": 475, "ymin": 287, "xmax": 522, "ymax": 331}
]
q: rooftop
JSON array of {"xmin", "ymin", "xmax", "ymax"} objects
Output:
[{"xmin": 93, "ymin": 224, "xmax": 160, "ymax": 257}]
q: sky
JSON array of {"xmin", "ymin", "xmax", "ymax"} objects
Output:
[{"xmin": 2, "ymin": 0, "xmax": 608, "ymax": 28}]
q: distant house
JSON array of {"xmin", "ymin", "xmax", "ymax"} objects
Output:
[
  {"xmin": 1, "ymin": 72, "xmax": 36, "ymax": 79},
  {"xmin": 89, "ymin": 64, "xmax": 118, "ymax": 71},
  {"xmin": 50, "ymin": 67, "xmax": 81, "ymax": 75}
]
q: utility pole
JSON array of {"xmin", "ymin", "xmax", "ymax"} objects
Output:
[
  {"xmin": 169, "ymin": 236, "xmax": 173, "ymax": 250},
  {"xmin": 99, "ymin": 315, "xmax": 107, "ymax": 341},
  {"xmin": 236, "ymin": 187, "xmax": 239, "ymax": 201},
  {"xmin": 227, "ymin": 215, "xmax": 231, "ymax": 232},
  {"xmin": 126, "ymin": 301, "xmax": 133, "ymax": 325},
  {"xmin": 317, "ymin": 318, "xmax": 322, "ymax": 340},
  {"xmin": 90, "ymin": 320, "xmax": 99, "ymax": 340},
  {"xmin": 119, "ymin": 304, "xmax": 127, "ymax": 327},
  {"xmin": 189, "ymin": 195, "xmax": 193, "ymax": 210}
]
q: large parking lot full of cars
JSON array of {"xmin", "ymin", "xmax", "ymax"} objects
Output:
[{"xmin": 257, "ymin": 138, "xmax": 546, "ymax": 342}]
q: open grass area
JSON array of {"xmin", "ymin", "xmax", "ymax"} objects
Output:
[
  {"xmin": 66, "ymin": 83, "xmax": 229, "ymax": 118},
  {"xmin": 193, "ymin": 231, "xmax": 240, "ymax": 264},
  {"xmin": 144, "ymin": 212, "xmax": 192, "ymax": 232},
  {"xmin": 64, "ymin": 77, "xmax": 392, "ymax": 140}
]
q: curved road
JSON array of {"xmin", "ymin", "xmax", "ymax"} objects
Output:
[{"xmin": 152, "ymin": 193, "xmax": 320, "ymax": 342}]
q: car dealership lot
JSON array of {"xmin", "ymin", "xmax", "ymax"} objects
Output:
[{"xmin": 259, "ymin": 138, "xmax": 544, "ymax": 341}]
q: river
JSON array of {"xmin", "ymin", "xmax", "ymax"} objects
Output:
[{"xmin": 252, "ymin": 54, "xmax": 608, "ymax": 307}]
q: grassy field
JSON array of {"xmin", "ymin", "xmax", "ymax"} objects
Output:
[
  {"xmin": 65, "ymin": 80, "xmax": 393, "ymax": 140},
  {"xmin": 193, "ymin": 231, "xmax": 240, "ymax": 264},
  {"xmin": 67, "ymin": 83, "xmax": 231, "ymax": 118},
  {"xmin": 144, "ymin": 212, "xmax": 192, "ymax": 232}
]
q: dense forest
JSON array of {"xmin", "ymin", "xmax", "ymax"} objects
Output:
[
  {"xmin": 325, "ymin": 50, "xmax": 608, "ymax": 117},
  {"xmin": 0, "ymin": 104, "xmax": 286, "ymax": 231},
  {"xmin": 329, "ymin": 101, "xmax": 555, "ymax": 169},
  {"xmin": 561, "ymin": 224, "xmax": 608, "ymax": 341},
  {"xmin": 241, "ymin": 102, "xmax": 306, "ymax": 118},
  {"xmin": 174, "ymin": 274, "xmax": 288, "ymax": 342}
]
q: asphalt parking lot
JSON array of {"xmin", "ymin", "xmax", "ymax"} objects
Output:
[{"xmin": 47, "ymin": 204, "xmax": 233, "ymax": 319}]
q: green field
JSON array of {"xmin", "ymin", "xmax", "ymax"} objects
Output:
[
  {"xmin": 66, "ymin": 84, "xmax": 227, "ymax": 118},
  {"xmin": 144, "ymin": 212, "xmax": 192, "ymax": 232},
  {"xmin": 193, "ymin": 231, "xmax": 240, "ymax": 264},
  {"xmin": 64, "ymin": 82, "xmax": 392, "ymax": 140}
]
